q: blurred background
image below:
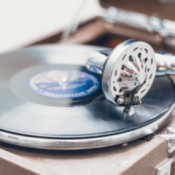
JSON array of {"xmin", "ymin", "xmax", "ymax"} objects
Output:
[
  {"xmin": 0, "ymin": 0, "xmax": 100, "ymax": 53},
  {"xmin": 1, "ymin": 0, "xmax": 175, "ymax": 53}
]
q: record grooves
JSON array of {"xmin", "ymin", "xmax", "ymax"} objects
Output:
[{"xmin": 0, "ymin": 44, "xmax": 174, "ymax": 150}]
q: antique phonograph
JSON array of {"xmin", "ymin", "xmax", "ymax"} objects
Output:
[
  {"xmin": 0, "ymin": 0, "xmax": 175, "ymax": 152},
  {"xmin": 0, "ymin": 39, "xmax": 174, "ymax": 150},
  {"xmin": 2, "ymin": 1, "xmax": 175, "ymax": 175}
]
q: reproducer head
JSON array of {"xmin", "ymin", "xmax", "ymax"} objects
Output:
[{"xmin": 86, "ymin": 40, "xmax": 157, "ymax": 115}]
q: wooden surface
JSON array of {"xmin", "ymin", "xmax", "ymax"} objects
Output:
[{"xmin": 100, "ymin": 0, "xmax": 175, "ymax": 20}]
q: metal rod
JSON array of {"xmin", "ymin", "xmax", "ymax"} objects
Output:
[
  {"xmin": 61, "ymin": 0, "xmax": 88, "ymax": 41},
  {"xmin": 103, "ymin": 7, "xmax": 175, "ymax": 38},
  {"xmin": 86, "ymin": 49, "xmax": 175, "ymax": 76}
]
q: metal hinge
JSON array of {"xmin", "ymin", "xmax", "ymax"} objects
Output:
[
  {"xmin": 159, "ymin": 127, "xmax": 175, "ymax": 154},
  {"xmin": 156, "ymin": 158, "xmax": 172, "ymax": 175}
]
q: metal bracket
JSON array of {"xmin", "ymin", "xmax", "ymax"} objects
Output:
[
  {"xmin": 156, "ymin": 158, "xmax": 172, "ymax": 175},
  {"xmin": 159, "ymin": 127, "xmax": 175, "ymax": 154},
  {"xmin": 167, "ymin": 128, "xmax": 175, "ymax": 154}
]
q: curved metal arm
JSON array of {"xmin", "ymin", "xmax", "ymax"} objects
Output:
[
  {"xmin": 104, "ymin": 7, "xmax": 175, "ymax": 38},
  {"xmin": 86, "ymin": 50, "xmax": 111, "ymax": 74},
  {"xmin": 156, "ymin": 52, "xmax": 175, "ymax": 76},
  {"xmin": 86, "ymin": 49, "xmax": 175, "ymax": 77}
]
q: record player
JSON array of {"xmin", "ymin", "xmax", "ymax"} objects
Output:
[{"xmin": 1, "ymin": 0, "xmax": 175, "ymax": 175}]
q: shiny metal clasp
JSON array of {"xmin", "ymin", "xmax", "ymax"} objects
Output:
[{"xmin": 159, "ymin": 127, "xmax": 175, "ymax": 154}]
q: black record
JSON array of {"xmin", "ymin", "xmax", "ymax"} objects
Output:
[{"xmin": 0, "ymin": 44, "xmax": 174, "ymax": 150}]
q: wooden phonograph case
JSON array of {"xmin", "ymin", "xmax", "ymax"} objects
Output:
[{"xmin": 1, "ymin": 0, "xmax": 175, "ymax": 175}]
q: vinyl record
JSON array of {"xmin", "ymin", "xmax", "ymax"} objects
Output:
[{"xmin": 0, "ymin": 44, "xmax": 174, "ymax": 150}]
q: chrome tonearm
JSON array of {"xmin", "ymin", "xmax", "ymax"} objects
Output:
[
  {"xmin": 86, "ymin": 39, "xmax": 175, "ymax": 116},
  {"xmin": 98, "ymin": 6, "xmax": 175, "ymax": 48},
  {"xmin": 103, "ymin": 7, "xmax": 175, "ymax": 38}
]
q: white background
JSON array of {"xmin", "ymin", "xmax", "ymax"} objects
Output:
[{"xmin": 0, "ymin": 0, "xmax": 101, "ymax": 53}]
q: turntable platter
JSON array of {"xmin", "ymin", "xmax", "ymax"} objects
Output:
[{"xmin": 0, "ymin": 44, "xmax": 174, "ymax": 150}]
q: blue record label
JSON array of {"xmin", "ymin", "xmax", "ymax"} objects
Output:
[{"xmin": 30, "ymin": 70, "xmax": 100, "ymax": 99}]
